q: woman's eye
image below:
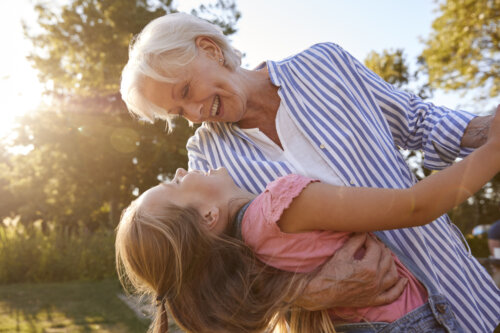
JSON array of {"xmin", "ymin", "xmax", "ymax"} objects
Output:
[{"xmin": 182, "ymin": 85, "xmax": 189, "ymax": 98}]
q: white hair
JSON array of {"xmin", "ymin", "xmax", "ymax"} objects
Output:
[{"xmin": 120, "ymin": 13, "xmax": 242, "ymax": 128}]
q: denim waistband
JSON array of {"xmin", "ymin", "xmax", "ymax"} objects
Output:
[
  {"xmin": 369, "ymin": 232, "xmax": 464, "ymax": 333},
  {"xmin": 334, "ymin": 294, "xmax": 462, "ymax": 333}
]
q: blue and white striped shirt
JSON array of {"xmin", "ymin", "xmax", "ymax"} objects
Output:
[{"xmin": 187, "ymin": 42, "xmax": 500, "ymax": 332}]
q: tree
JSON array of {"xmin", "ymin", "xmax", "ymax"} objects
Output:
[
  {"xmin": 421, "ymin": 0, "xmax": 500, "ymax": 99},
  {"xmin": 24, "ymin": 0, "xmax": 241, "ymax": 96},
  {"xmin": 364, "ymin": 49, "xmax": 433, "ymax": 181},
  {"xmin": 420, "ymin": 0, "xmax": 500, "ymax": 233},
  {"xmin": 363, "ymin": 48, "xmax": 500, "ymax": 233},
  {"xmin": 1, "ymin": 105, "xmax": 193, "ymax": 230},
  {"xmin": 9, "ymin": 0, "xmax": 240, "ymax": 229},
  {"xmin": 364, "ymin": 49, "xmax": 409, "ymax": 89}
]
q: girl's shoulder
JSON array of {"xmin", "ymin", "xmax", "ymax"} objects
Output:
[{"xmin": 262, "ymin": 174, "xmax": 318, "ymax": 224}]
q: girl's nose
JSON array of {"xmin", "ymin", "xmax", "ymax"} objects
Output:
[{"xmin": 175, "ymin": 168, "xmax": 187, "ymax": 178}]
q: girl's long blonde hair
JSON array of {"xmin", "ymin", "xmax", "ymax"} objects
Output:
[{"xmin": 116, "ymin": 199, "xmax": 335, "ymax": 332}]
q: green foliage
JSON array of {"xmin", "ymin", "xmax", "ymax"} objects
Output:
[
  {"xmin": 25, "ymin": 0, "xmax": 162, "ymax": 95},
  {"xmin": 465, "ymin": 234, "xmax": 490, "ymax": 258},
  {"xmin": 364, "ymin": 23, "xmax": 500, "ymax": 236},
  {"xmin": 421, "ymin": 0, "xmax": 500, "ymax": 98},
  {"xmin": 191, "ymin": 0, "xmax": 241, "ymax": 36},
  {"xmin": 5, "ymin": 0, "xmax": 240, "ymax": 237},
  {"xmin": 448, "ymin": 172, "xmax": 500, "ymax": 234},
  {"xmin": 364, "ymin": 49, "xmax": 434, "ymax": 99},
  {"xmin": 0, "ymin": 106, "xmax": 194, "ymax": 229},
  {"xmin": 0, "ymin": 219, "xmax": 116, "ymax": 283},
  {"xmin": 364, "ymin": 49, "xmax": 409, "ymax": 88}
]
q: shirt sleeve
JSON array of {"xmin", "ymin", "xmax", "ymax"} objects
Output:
[
  {"xmin": 318, "ymin": 43, "xmax": 477, "ymax": 170},
  {"xmin": 264, "ymin": 174, "xmax": 318, "ymax": 224},
  {"xmin": 186, "ymin": 128, "xmax": 211, "ymax": 172},
  {"xmin": 241, "ymin": 174, "xmax": 343, "ymax": 273}
]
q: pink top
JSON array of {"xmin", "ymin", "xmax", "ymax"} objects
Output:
[{"xmin": 241, "ymin": 174, "xmax": 427, "ymax": 323}]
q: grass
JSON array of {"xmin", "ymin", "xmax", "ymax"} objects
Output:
[
  {"xmin": 0, "ymin": 279, "xmax": 496, "ymax": 332},
  {"xmin": 0, "ymin": 279, "xmax": 150, "ymax": 332},
  {"xmin": 0, "ymin": 222, "xmax": 116, "ymax": 284}
]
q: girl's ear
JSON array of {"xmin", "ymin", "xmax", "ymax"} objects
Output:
[
  {"xmin": 202, "ymin": 206, "xmax": 220, "ymax": 230},
  {"xmin": 195, "ymin": 36, "xmax": 222, "ymax": 61}
]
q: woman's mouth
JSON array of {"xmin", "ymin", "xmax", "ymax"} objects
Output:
[{"xmin": 210, "ymin": 95, "xmax": 221, "ymax": 117}]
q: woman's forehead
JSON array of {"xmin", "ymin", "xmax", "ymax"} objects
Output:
[
  {"xmin": 142, "ymin": 76, "xmax": 175, "ymax": 94},
  {"xmin": 140, "ymin": 77, "xmax": 178, "ymax": 108}
]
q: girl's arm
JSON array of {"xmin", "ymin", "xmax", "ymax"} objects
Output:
[{"xmin": 279, "ymin": 106, "xmax": 500, "ymax": 233}]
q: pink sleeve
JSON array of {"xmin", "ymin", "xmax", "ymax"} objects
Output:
[
  {"xmin": 241, "ymin": 174, "xmax": 347, "ymax": 273},
  {"xmin": 264, "ymin": 174, "xmax": 319, "ymax": 224}
]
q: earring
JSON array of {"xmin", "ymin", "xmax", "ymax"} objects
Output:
[{"xmin": 219, "ymin": 58, "xmax": 224, "ymax": 64}]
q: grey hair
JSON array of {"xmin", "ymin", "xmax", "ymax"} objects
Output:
[{"xmin": 120, "ymin": 12, "xmax": 242, "ymax": 128}]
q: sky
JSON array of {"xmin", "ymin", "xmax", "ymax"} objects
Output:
[{"xmin": 0, "ymin": 0, "xmax": 493, "ymax": 138}]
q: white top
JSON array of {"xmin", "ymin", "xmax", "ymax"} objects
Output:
[{"xmin": 241, "ymin": 102, "xmax": 345, "ymax": 186}]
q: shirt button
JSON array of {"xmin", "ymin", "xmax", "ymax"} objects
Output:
[
  {"xmin": 319, "ymin": 143, "xmax": 325, "ymax": 149},
  {"xmin": 436, "ymin": 304, "xmax": 447, "ymax": 314},
  {"xmin": 350, "ymin": 180, "xmax": 355, "ymax": 185}
]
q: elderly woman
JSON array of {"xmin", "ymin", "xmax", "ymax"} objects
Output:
[{"xmin": 120, "ymin": 13, "xmax": 500, "ymax": 332}]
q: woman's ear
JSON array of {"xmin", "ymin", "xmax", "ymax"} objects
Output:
[
  {"xmin": 202, "ymin": 206, "xmax": 220, "ymax": 230},
  {"xmin": 195, "ymin": 36, "xmax": 222, "ymax": 61}
]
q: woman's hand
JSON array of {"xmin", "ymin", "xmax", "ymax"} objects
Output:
[
  {"xmin": 461, "ymin": 104, "xmax": 500, "ymax": 149},
  {"xmin": 294, "ymin": 233, "xmax": 407, "ymax": 310}
]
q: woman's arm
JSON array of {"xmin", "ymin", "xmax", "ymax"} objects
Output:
[
  {"xmin": 279, "ymin": 106, "xmax": 500, "ymax": 233},
  {"xmin": 316, "ymin": 43, "xmax": 477, "ymax": 170}
]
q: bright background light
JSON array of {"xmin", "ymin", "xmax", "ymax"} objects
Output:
[{"xmin": 0, "ymin": 0, "xmax": 44, "ymax": 138}]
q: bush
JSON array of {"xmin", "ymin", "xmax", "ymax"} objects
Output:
[
  {"xmin": 465, "ymin": 234, "xmax": 490, "ymax": 258},
  {"xmin": 0, "ymin": 219, "xmax": 116, "ymax": 284}
]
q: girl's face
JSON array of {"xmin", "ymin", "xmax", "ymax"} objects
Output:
[
  {"xmin": 139, "ymin": 167, "xmax": 239, "ymax": 235},
  {"xmin": 141, "ymin": 37, "xmax": 248, "ymax": 124}
]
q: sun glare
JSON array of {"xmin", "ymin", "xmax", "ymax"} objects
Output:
[
  {"xmin": 0, "ymin": 0, "xmax": 43, "ymax": 139},
  {"xmin": 0, "ymin": 70, "xmax": 43, "ymax": 138}
]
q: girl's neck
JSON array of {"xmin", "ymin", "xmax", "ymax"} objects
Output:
[{"xmin": 225, "ymin": 190, "xmax": 256, "ymax": 236}]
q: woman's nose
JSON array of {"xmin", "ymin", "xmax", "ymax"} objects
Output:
[{"xmin": 184, "ymin": 103, "xmax": 204, "ymax": 122}]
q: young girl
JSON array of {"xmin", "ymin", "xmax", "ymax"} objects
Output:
[{"xmin": 116, "ymin": 108, "xmax": 500, "ymax": 333}]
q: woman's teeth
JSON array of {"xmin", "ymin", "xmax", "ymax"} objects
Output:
[{"xmin": 210, "ymin": 95, "xmax": 220, "ymax": 116}]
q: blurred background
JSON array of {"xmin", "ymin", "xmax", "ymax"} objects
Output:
[{"xmin": 0, "ymin": 0, "xmax": 498, "ymax": 331}]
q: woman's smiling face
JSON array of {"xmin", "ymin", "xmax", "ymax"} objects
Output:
[{"xmin": 141, "ymin": 37, "xmax": 248, "ymax": 124}]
